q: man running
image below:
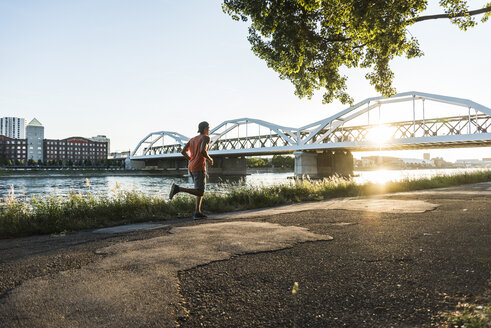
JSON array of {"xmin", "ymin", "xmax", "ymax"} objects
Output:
[{"xmin": 169, "ymin": 121, "xmax": 213, "ymax": 220}]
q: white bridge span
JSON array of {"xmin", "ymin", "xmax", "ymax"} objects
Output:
[{"xmin": 131, "ymin": 91, "xmax": 491, "ymax": 161}]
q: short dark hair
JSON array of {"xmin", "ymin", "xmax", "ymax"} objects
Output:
[{"xmin": 198, "ymin": 121, "xmax": 209, "ymax": 133}]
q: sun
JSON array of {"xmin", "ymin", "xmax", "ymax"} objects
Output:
[{"xmin": 366, "ymin": 125, "xmax": 393, "ymax": 143}]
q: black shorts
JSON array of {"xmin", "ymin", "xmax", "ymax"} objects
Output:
[{"xmin": 190, "ymin": 171, "xmax": 206, "ymax": 193}]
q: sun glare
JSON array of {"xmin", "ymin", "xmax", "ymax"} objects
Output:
[{"xmin": 366, "ymin": 125, "xmax": 393, "ymax": 143}]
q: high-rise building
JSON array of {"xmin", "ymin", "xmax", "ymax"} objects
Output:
[
  {"xmin": 0, "ymin": 117, "xmax": 26, "ymax": 139},
  {"xmin": 26, "ymin": 118, "xmax": 44, "ymax": 162}
]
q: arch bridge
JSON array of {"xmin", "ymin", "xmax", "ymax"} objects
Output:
[{"xmin": 130, "ymin": 91, "xmax": 491, "ymax": 177}]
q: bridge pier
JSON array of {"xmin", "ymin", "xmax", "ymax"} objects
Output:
[
  {"xmin": 127, "ymin": 157, "xmax": 246, "ymax": 176},
  {"xmin": 126, "ymin": 158, "xmax": 188, "ymax": 173},
  {"xmin": 126, "ymin": 159, "xmax": 145, "ymax": 170},
  {"xmin": 208, "ymin": 157, "xmax": 247, "ymax": 176},
  {"xmin": 294, "ymin": 150, "xmax": 353, "ymax": 178}
]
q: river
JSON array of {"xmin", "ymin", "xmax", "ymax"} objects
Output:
[{"xmin": 0, "ymin": 167, "xmax": 487, "ymax": 200}]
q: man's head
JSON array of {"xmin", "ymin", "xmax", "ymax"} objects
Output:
[{"xmin": 198, "ymin": 121, "xmax": 209, "ymax": 135}]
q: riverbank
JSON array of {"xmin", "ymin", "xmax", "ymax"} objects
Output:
[
  {"xmin": 0, "ymin": 168, "xmax": 184, "ymax": 177},
  {"xmin": 1, "ymin": 170, "xmax": 490, "ymax": 238}
]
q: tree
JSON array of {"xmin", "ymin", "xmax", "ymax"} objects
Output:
[
  {"xmin": 247, "ymin": 157, "xmax": 272, "ymax": 168},
  {"xmin": 271, "ymin": 155, "xmax": 294, "ymax": 168},
  {"xmin": 223, "ymin": 0, "xmax": 491, "ymax": 104}
]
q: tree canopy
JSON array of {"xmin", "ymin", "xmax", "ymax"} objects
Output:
[{"xmin": 222, "ymin": 0, "xmax": 491, "ymax": 104}]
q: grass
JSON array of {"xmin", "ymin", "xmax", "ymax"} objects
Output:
[
  {"xmin": 438, "ymin": 302, "xmax": 491, "ymax": 328},
  {"xmin": 1, "ymin": 170, "xmax": 491, "ymax": 238}
]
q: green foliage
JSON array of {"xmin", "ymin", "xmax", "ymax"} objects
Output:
[
  {"xmin": 222, "ymin": 0, "xmax": 491, "ymax": 104},
  {"xmin": 247, "ymin": 157, "xmax": 271, "ymax": 168},
  {"xmin": 440, "ymin": 302, "xmax": 491, "ymax": 328},
  {"xmin": 271, "ymin": 155, "xmax": 294, "ymax": 168}
]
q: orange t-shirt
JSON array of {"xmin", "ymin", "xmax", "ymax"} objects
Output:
[{"xmin": 187, "ymin": 134, "xmax": 208, "ymax": 172}]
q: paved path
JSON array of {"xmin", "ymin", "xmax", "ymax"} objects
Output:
[{"xmin": 0, "ymin": 182, "xmax": 490, "ymax": 327}]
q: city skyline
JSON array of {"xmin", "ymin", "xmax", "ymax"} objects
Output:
[{"xmin": 1, "ymin": 1, "xmax": 490, "ymax": 161}]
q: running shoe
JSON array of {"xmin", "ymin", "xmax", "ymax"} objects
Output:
[
  {"xmin": 193, "ymin": 212, "xmax": 208, "ymax": 220},
  {"xmin": 169, "ymin": 183, "xmax": 179, "ymax": 200}
]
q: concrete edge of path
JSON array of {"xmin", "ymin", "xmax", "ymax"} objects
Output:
[
  {"xmin": 93, "ymin": 223, "xmax": 170, "ymax": 234},
  {"xmin": 89, "ymin": 182, "xmax": 491, "ymax": 234},
  {"xmin": 91, "ymin": 197, "xmax": 439, "ymax": 235}
]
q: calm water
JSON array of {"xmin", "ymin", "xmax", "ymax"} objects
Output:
[{"xmin": 0, "ymin": 168, "xmax": 486, "ymax": 199}]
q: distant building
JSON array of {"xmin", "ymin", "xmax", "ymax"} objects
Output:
[
  {"xmin": 360, "ymin": 156, "xmax": 403, "ymax": 169},
  {"xmin": 108, "ymin": 151, "xmax": 130, "ymax": 168},
  {"xmin": 455, "ymin": 159, "xmax": 482, "ymax": 167},
  {"xmin": 26, "ymin": 118, "xmax": 44, "ymax": 163},
  {"xmin": 401, "ymin": 158, "xmax": 435, "ymax": 167},
  {"xmin": 423, "ymin": 153, "xmax": 430, "ymax": 160},
  {"xmin": 0, "ymin": 117, "xmax": 25, "ymax": 139},
  {"xmin": 108, "ymin": 151, "xmax": 130, "ymax": 159},
  {"xmin": 43, "ymin": 137, "xmax": 108, "ymax": 164},
  {"xmin": 91, "ymin": 135, "xmax": 110, "ymax": 153},
  {"xmin": 0, "ymin": 135, "xmax": 27, "ymax": 165},
  {"xmin": 432, "ymin": 157, "xmax": 453, "ymax": 168}
]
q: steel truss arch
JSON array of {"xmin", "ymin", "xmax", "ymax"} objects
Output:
[
  {"xmin": 130, "ymin": 91, "xmax": 491, "ymax": 159},
  {"xmin": 209, "ymin": 118, "xmax": 298, "ymax": 152},
  {"xmin": 299, "ymin": 91, "xmax": 491, "ymax": 145},
  {"xmin": 131, "ymin": 131, "xmax": 189, "ymax": 157}
]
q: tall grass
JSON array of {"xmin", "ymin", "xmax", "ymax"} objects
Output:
[{"xmin": 1, "ymin": 170, "xmax": 490, "ymax": 238}]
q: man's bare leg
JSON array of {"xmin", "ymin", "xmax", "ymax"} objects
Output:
[
  {"xmin": 195, "ymin": 196, "xmax": 202, "ymax": 213},
  {"xmin": 177, "ymin": 186, "xmax": 203, "ymax": 198},
  {"xmin": 170, "ymin": 185, "xmax": 204, "ymax": 212}
]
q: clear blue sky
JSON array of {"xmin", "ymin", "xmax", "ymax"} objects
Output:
[{"xmin": 1, "ymin": 0, "xmax": 490, "ymax": 161}]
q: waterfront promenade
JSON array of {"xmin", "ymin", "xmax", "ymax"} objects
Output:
[{"xmin": 0, "ymin": 182, "xmax": 489, "ymax": 327}]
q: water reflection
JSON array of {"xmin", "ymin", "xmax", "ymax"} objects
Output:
[{"xmin": 0, "ymin": 168, "xmax": 485, "ymax": 199}]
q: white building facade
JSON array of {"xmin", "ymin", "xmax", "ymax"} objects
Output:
[
  {"xmin": 0, "ymin": 117, "xmax": 25, "ymax": 139},
  {"xmin": 26, "ymin": 118, "xmax": 44, "ymax": 162}
]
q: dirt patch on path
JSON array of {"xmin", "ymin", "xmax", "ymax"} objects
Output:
[
  {"xmin": 0, "ymin": 222, "xmax": 332, "ymax": 328},
  {"xmin": 210, "ymin": 198, "xmax": 438, "ymax": 221}
]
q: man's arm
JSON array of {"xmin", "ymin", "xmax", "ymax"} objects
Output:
[
  {"xmin": 181, "ymin": 141, "xmax": 191, "ymax": 161},
  {"xmin": 200, "ymin": 136, "xmax": 213, "ymax": 165}
]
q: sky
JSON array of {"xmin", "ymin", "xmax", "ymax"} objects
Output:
[{"xmin": 1, "ymin": 0, "xmax": 490, "ymax": 161}]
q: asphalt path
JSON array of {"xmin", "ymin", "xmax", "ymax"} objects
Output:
[{"xmin": 0, "ymin": 182, "xmax": 490, "ymax": 327}]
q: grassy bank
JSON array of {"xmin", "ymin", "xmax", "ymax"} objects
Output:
[{"xmin": 1, "ymin": 170, "xmax": 490, "ymax": 238}]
